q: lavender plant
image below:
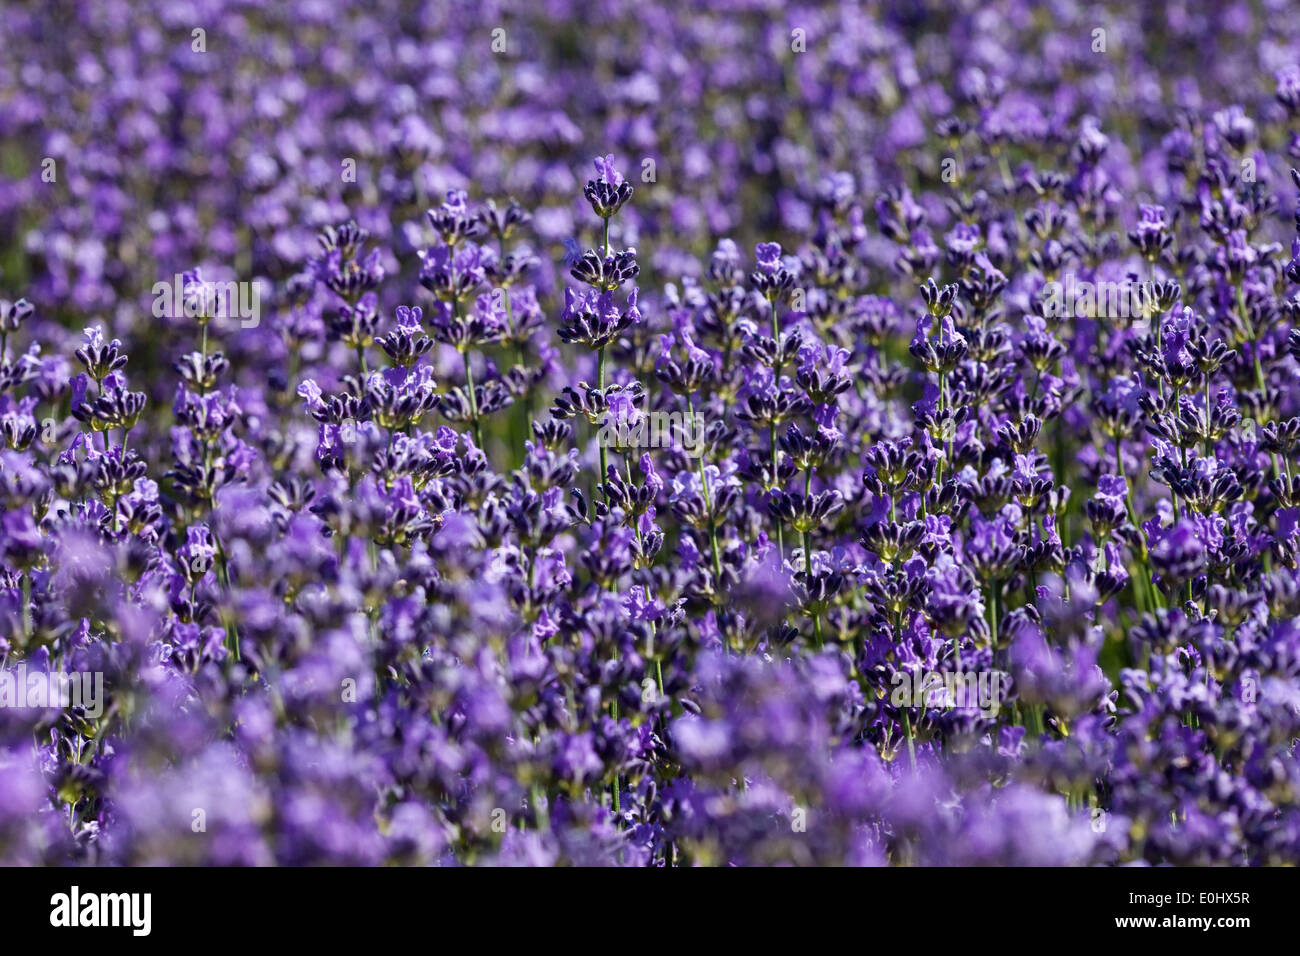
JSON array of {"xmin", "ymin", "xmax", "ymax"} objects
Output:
[{"xmin": 0, "ymin": 0, "xmax": 1299, "ymax": 867}]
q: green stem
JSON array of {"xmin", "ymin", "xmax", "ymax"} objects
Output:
[
  {"xmin": 610, "ymin": 697, "xmax": 621, "ymax": 816},
  {"xmin": 801, "ymin": 468, "xmax": 821, "ymax": 648},
  {"xmin": 767, "ymin": 289, "xmax": 785, "ymax": 557},
  {"xmin": 1115, "ymin": 438, "xmax": 1158, "ymax": 612},
  {"xmin": 462, "ymin": 349, "xmax": 484, "ymax": 449},
  {"xmin": 21, "ymin": 572, "xmax": 32, "ymax": 645},
  {"xmin": 596, "ymin": 345, "xmax": 610, "ymax": 505},
  {"xmin": 988, "ymin": 581, "xmax": 1000, "ymax": 658},
  {"xmin": 688, "ymin": 394, "xmax": 723, "ymax": 585},
  {"xmin": 1203, "ymin": 374, "xmax": 1213, "ymax": 459},
  {"xmin": 770, "ymin": 422, "xmax": 783, "ymax": 558}
]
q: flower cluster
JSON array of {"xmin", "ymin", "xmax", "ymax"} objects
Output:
[{"xmin": 1, "ymin": 0, "xmax": 1300, "ymax": 866}]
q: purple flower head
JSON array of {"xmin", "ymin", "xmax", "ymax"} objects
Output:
[
  {"xmin": 754, "ymin": 242, "xmax": 783, "ymax": 276},
  {"xmin": 585, "ymin": 155, "xmax": 633, "ymax": 218},
  {"xmin": 394, "ymin": 305, "xmax": 423, "ymax": 329},
  {"xmin": 594, "ymin": 155, "xmax": 623, "ymax": 186}
]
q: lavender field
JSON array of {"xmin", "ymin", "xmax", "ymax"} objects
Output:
[{"xmin": 1, "ymin": 0, "xmax": 1299, "ymax": 867}]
